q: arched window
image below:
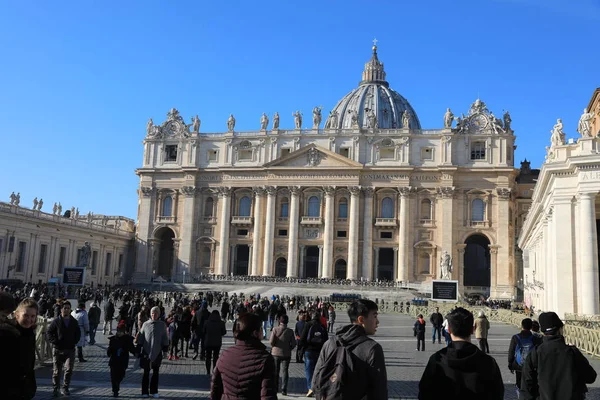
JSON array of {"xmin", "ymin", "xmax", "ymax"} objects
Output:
[
  {"xmin": 204, "ymin": 197, "xmax": 214, "ymax": 217},
  {"xmin": 420, "ymin": 199, "xmax": 432, "ymax": 220},
  {"xmin": 308, "ymin": 196, "xmax": 320, "ymax": 217},
  {"xmin": 201, "ymin": 247, "xmax": 211, "ymax": 268},
  {"xmin": 381, "ymin": 197, "xmax": 394, "ymax": 218},
  {"xmin": 419, "ymin": 252, "xmax": 431, "ymax": 274},
  {"xmin": 162, "ymin": 196, "xmax": 173, "ymax": 217},
  {"xmin": 338, "ymin": 198, "xmax": 348, "ymax": 218},
  {"xmin": 280, "ymin": 197, "xmax": 289, "ymax": 218},
  {"xmin": 239, "ymin": 196, "xmax": 251, "ymax": 216},
  {"xmin": 472, "ymin": 199, "xmax": 485, "ymax": 221}
]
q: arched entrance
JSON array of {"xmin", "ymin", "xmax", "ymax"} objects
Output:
[
  {"xmin": 305, "ymin": 246, "xmax": 319, "ymax": 278},
  {"xmin": 275, "ymin": 257, "xmax": 287, "ymax": 277},
  {"xmin": 156, "ymin": 227, "xmax": 175, "ymax": 280},
  {"xmin": 464, "ymin": 234, "xmax": 491, "ymax": 288},
  {"xmin": 334, "ymin": 259, "xmax": 347, "ymax": 279}
]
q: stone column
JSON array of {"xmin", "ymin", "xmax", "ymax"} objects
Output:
[
  {"xmin": 172, "ymin": 240, "xmax": 180, "ymax": 281},
  {"xmin": 251, "ymin": 187, "xmax": 265, "ymax": 276},
  {"xmin": 393, "ymin": 247, "xmax": 399, "ymax": 280},
  {"xmin": 321, "ymin": 186, "xmax": 336, "ymax": 278},
  {"xmin": 489, "ymin": 245, "xmax": 499, "ymax": 295},
  {"xmin": 178, "ymin": 186, "xmax": 197, "ymax": 278},
  {"xmin": 248, "ymin": 245, "xmax": 254, "ymax": 276},
  {"xmin": 397, "ymin": 187, "xmax": 412, "ymax": 282},
  {"xmin": 216, "ymin": 188, "xmax": 232, "ymax": 275},
  {"xmin": 347, "ymin": 186, "xmax": 361, "ymax": 280},
  {"xmin": 318, "ymin": 245, "xmax": 324, "ymax": 277},
  {"xmin": 373, "ymin": 247, "xmax": 379, "ymax": 280},
  {"xmin": 299, "ymin": 245, "xmax": 305, "ymax": 278},
  {"xmin": 495, "ymin": 188, "xmax": 514, "ymax": 298},
  {"xmin": 287, "ymin": 187, "xmax": 301, "ymax": 277},
  {"xmin": 579, "ymin": 192, "xmax": 599, "ymax": 315},
  {"xmin": 262, "ymin": 186, "xmax": 277, "ymax": 276},
  {"xmin": 436, "ymin": 185, "xmax": 455, "ymax": 282},
  {"xmin": 362, "ymin": 188, "xmax": 374, "ymax": 280},
  {"xmin": 230, "ymin": 244, "xmax": 236, "ymax": 276},
  {"xmin": 135, "ymin": 186, "xmax": 155, "ymax": 282}
]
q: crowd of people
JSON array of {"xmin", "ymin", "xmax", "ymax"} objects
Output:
[{"xmin": 0, "ymin": 282, "xmax": 598, "ymax": 399}]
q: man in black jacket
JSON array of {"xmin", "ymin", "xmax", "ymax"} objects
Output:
[
  {"xmin": 430, "ymin": 307, "xmax": 443, "ymax": 344},
  {"xmin": 103, "ymin": 299, "xmax": 115, "ymax": 335},
  {"xmin": 507, "ymin": 318, "xmax": 542, "ymax": 396},
  {"xmin": 300, "ymin": 311, "xmax": 328, "ymax": 397},
  {"xmin": 87, "ymin": 302, "xmax": 101, "ymax": 345},
  {"xmin": 46, "ymin": 301, "xmax": 81, "ymax": 397},
  {"xmin": 418, "ymin": 307, "xmax": 504, "ymax": 399},
  {"xmin": 521, "ymin": 311, "xmax": 597, "ymax": 400}
]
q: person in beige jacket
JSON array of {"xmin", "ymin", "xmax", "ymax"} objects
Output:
[
  {"xmin": 474, "ymin": 310, "xmax": 491, "ymax": 353},
  {"xmin": 270, "ymin": 314, "xmax": 296, "ymax": 395}
]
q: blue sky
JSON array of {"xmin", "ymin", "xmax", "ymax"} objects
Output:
[{"xmin": 0, "ymin": 1, "xmax": 598, "ymax": 219}]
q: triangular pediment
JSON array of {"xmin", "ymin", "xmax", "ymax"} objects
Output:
[{"xmin": 265, "ymin": 144, "xmax": 363, "ymax": 169}]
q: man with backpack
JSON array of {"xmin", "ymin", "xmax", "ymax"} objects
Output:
[
  {"xmin": 508, "ymin": 318, "xmax": 542, "ymax": 397},
  {"xmin": 521, "ymin": 311, "xmax": 597, "ymax": 400},
  {"xmin": 300, "ymin": 311, "xmax": 329, "ymax": 397},
  {"xmin": 311, "ymin": 299, "xmax": 387, "ymax": 400}
]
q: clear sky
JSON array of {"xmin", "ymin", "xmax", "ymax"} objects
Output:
[{"xmin": 0, "ymin": 0, "xmax": 598, "ymax": 219}]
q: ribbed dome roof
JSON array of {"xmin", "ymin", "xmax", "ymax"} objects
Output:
[{"xmin": 325, "ymin": 45, "xmax": 421, "ymax": 130}]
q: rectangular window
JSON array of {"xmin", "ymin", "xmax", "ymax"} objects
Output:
[
  {"xmin": 380, "ymin": 148, "xmax": 395, "ymax": 160},
  {"xmin": 420, "ymin": 147, "xmax": 433, "ymax": 161},
  {"xmin": 207, "ymin": 150, "xmax": 218, "ymax": 162},
  {"xmin": 339, "ymin": 148, "xmax": 350, "ymax": 158},
  {"xmin": 8, "ymin": 236, "xmax": 15, "ymax": 252},
  {"xmin": 165, "ymin": 145, "xmax": 178, "ymax": 162},
  {"xmin": 38, "ymin": 244, "xmax": 47, "ymax": 274},
  {"xmin": 58, "ymin": 247, "xmax": 67, "ymax": 274},
  {"xmin": 91, "ymin": 251, "xmax": 98, "ymax": 275},
  {"xmin": 336, "ymin": 230, "xmax": 347, "ymax": 238},
  {"xmin": 281, "ymin": 148, "xmax": 291, "ymax": 157},
  {"xmin": 471, "ymin": 142, "xmax": 486, "ymax": 160},
  {"xmin": 17, "ymin": 242, "xmax": 26, "ymax": 272},
  {"xmin": 118, "ymin": 254, "xmax": 124, "ymax": 274},
  {"xmin": 380, "ymin": 231, "xmax": 393, "ymax": 239},
  {"xmin": 239, "ymin": 149, "xmax": 253, "ymax": 160},
  {"xmin": 105, "ymin": 252, "xmax": 112, "ymax": 276},
  {"xmin": 278, "ymin": 229, "xmax": 288, "ymax": 237},
  {"xmin": 280, "ymin": 203, "xmax": 289, "ymax": 218},
  {"xmin": 237, "ymin": 229, "xmax": 249, "ymax": 236}
]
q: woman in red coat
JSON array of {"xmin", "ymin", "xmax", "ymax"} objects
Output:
[{"xmin": 210, "ymin": 313, "xmax": 277, "ymax": 400}]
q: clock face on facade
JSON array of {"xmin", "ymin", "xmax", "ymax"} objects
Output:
[
  {"xmin": 471, "ymin": 114, "xmax": 487, "ymax": 130},
  {"xmin": 165, "ymin": 121, "xmax": 181, "ymax": 136}
]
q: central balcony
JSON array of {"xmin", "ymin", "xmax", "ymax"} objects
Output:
[
  {"xmin": 375, "ymin": 218, "xmax": 397, "ymax": 227},
  {"xmin": 231, "ymin": 216, "xmax": 253, "ymax": 225},
  {"xmin": 202, "ymin": 216, "xmax": 217, "ymax": 224},
  {"xmin": 301, "ymin": 216, "xmax": 323, "ymax": 226},
  {"xmin": 157, "ymin": 216, "xmax": 176, "ymax": 224}
]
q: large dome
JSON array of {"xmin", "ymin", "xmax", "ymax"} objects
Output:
[{"xmin": 325, "ymin": 46, "xmax": 421, "ymax": 130}]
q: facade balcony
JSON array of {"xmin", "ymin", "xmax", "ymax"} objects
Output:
[
  {"xmin": 469, "ymin": 220, "xmax": 490, "ymax": 228},
  {"xmin": 375, "ymin": 218, "xmax": 397, "ymax": 227},
  {"xmin": 301, "ymin": 216, "xmax": 323, "ymax": 226},
  {"xmin": 202, "ymin": 216, "xmax": 217, "ymax": 224},
  {"xmin": 419, "ymin": 218, "xmax": 435, "ymax": 227},
  {"xmin": 157, "ymin": 216, "xmax": 176, "ymax": 224},
  {"xmin": 231, "ymin": 216, "xmax": 253, "ymax": 225},
  {"xmin": 336, "ymin": 217, "xmax": 348, "ymax": 224},
  {"xmin": 277, "ymin": 217, "xmax": 289, "ymax": 223}
]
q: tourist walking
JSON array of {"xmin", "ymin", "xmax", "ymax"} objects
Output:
[
  {"xmin": 270, "ymin": 314, "xmax": 296, "ymax": 395},
  {"xmin": 107, "ymin": 320, "xmax": 136, "ymax": 397},
  {"xmin": 88, "ymin": 301, "xmax": 101, "ymax": 345},
  {"xmin": 47, "ymin": 301, "xmax": 81, "ymax": 397},
  {"xmin": 312, "ymin": 299, "xmax": 388, "ymax": 400},
  {"xmin": 294, "ymin": 311, "xmax": 307, "ymax": 363},
  {"xmin": 300, "ymin": 311, "xmax": 329, "ymax": 397},
  {"xmin": 508, "ymin": 318, "xmax": 542, "ymax": 397},
  {"xmin": 430, "ymin": 307, "xmax": 443, "ymax": 344},
  {"xmin": 72, "ymin": 301, "xmax": 90, "ymax": 362},
  {"xmin": 414, "ymin": 314, "xmax": 426, "ymax": 351},
  {"xmin": 179, "ymin": 306, "xmax": 192, "ymax": 358},
  {"xmin": 103, "ymin": 299, "xmax": 116, "ymax": 335},
  {"xmin": 327, "ymin": 305, "xmax": 336, "ymax": 333},
  {"xmin": 210, "ymin": 312, "xmax": 277, "ymax": 399},
  {"xmin": 521, "ymin": 311, "xmax": 597, "ymax": 400},
  {"xmin": 474, "ymin": 310, "xmax": 490, "ymax": 353},
  {"xmin": 137, "ymin": 306, "xmax": 169, "ymax": 398},
  {"xmin": 418, "ymin": 307, "xmax": 504, "ymax": 399},
  {"xmin": 202, "ymin": 310, "xmax": 226, "ymax": 375}
]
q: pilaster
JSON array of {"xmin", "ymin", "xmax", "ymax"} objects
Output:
[
  {"xmin": 178, "ymin": 186, "xmax": 197, "ymax": 279},
  {"xmin": 347, "ymin": 186, "xmax": 361, "ymax": 280},
  {"xmin": 251, "ymin": 187, "xmax": 265, "ymax": 276},
  {"xmin": 262, "ymin": 186, "xmax": 277, "ymax": 276},
  {"xmin": 216, "ymin": 187, "xmax": 232, "ymax": 275},
  {"xmin": 287, "ymin": 186, "xmax": 301, "ymax": 277},
  {"xmin": 321, "ymin": 186, "xmax": 335, "ymax": 278},
  {"xmin": 361, "ymin": 187, "xmax": 374, "ymax": 280}
]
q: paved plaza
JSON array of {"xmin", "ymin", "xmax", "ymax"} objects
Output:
[{"xmin": 33, "ymin": 291, "xmax": 600, "ymax": 399}]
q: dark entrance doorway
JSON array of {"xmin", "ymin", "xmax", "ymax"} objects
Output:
[
  {"xmin": 275, "ymin": 257, "xmax": 287, "ymax": 277},
  {"xmin": 334, "ymin": 259, "xmax": 347, "ymax": 279},
  {"xmin": 377, "ymin": 248, "xmax": 394, "ymax": 280},
  {"xmin": 156, "ymin": 228, "xmax": 175, "ymax": 280},
  {"xmin": 234, "ymin": 245, "xmax": 250, "ymax": 276},
  {"xmin": 464, "ymin": 234, "xmax": 491, "ymax": 287},
  {"xmin": 305, "ymin": 246, "xmax": 319, "ymax": 278}
]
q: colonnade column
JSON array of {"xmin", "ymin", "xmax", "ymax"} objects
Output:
[
  {"xmin": 299, "ymin": 245, "xmax": 306, "ymax": 278},
  {"xmin": 287, "ymin": 186, "xmax": 301, "ymax": 277},
  {"xmin": 179, "ymin": 186, "xmax": 197, "ymax": 279},
  {"xmin": 321, "ymin": 186, "xmax": 336, "ymax": 278},
  {"xmin": 361, "ymin": 188, "xmax": 374, "ymax": 281},
  {"xmin": 579, "ymin": 192, "xmax": 599, "ymax": 315},
  {"xmin": 262, "ymin": 186, "xmax": 277, "ymax": 276},
  {"xmin": 397, "ymin": 187, "xmax": 411, "ymax": 282},
  {"xmin": 373, "ymin": 247, "xmax": 380, "ymax": 280},
  {"xmin": 347, "ymin": 186, "xmax": 361, "ymax": 280},
  {"xmin": 251, "ymin": 187, "xmax": 265, "ymax": 276},
  {"xmin": 216, "ymin": 187, "xmax": 232, "ymax": 275}
]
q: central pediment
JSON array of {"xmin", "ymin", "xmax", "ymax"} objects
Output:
[{"xmin": 265, "ymin": 144, "xmax": 363, "ymax": 169}]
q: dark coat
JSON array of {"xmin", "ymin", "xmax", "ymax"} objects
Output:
[
  {"xmin": 104, "ymin": 301, "xmax": 115, "ymax": 321},
  {"xmin": 210, "ymin": 338, "xmax": 277, "ymax": 400},
  {"xmin": 192, "ymin": 307, "xmax": 210, "ymax": 335},
  {"xmin": 46, "ymin": 314, "xmax": 81, "ymax": 351},
  {"xmin": 300, "ymin": 318, "xmax": 329, "ymax": 354},
  {"xmin": 16, "ymin": 324, "xmax": 37, "ymax": 400},
  {"xmin": 88, "ymin": 305, "xmax": 101, "ymax": 325},
  {"xmin": 313, "ymin": 324, "xmax": 387, "ymax": 400},
  {"xmin": 430, "ymin": 312, "xmax": 443, "ymax": 327},
  {"xmin": 107, "ymin": 333, "xmax": 136, "ymax": 369},
  {"xmin": 507, "ymin": 331, "xmax": 543, "ymax": 372},
  {"xmin": 0, "ymin": 318, "xmax": 36, "ymax": 400},
  {"xmin": 418, "ymin": 341, "xmax": 504, "ymax": 400},
  {"xmin": 202, "ymin": 313, "xmax": 226, "ymax": 348},
  {"xmin": 521, "ymin": 335, "xmax": 597, "ymax": 400}
]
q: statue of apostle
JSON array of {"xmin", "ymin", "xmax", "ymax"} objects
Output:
[{"xmin": 260, "ymin": 113, "xmax": 269, "ymax": 130}]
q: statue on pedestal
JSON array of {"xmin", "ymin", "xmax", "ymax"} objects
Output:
[
  {"xmin": 78, "ymin": 242, "xmax": 92, "ymax": 268},
  {"xmin": 38, "ymin": 198, "xmax": 43, "ymax": 211},
  {"xmin": 440, "ymin": 251, "xmax": 453, "ymax": 280},
  {"xmin": 550, "ymin": 118, "xmax": 566, "ymax": 147},
  {"xmin": 227, "ymin": 114, "xmax": 236, "ymax": 132},
  {"xmin": 191, "ymin": 115, "xmax": 201, "ymax": 133},
  {"xmin": 33, "ymin": 197, "xmax": 38, "ymax": 210},
  {"xmin": 9, "ymin": 192, "xmax": 16, "ymax": 205},
  {"xmin": 503, "ymin": 111, "xmax": 512, "ymax": 132},
  {"xmin": 146, "ymin": 118, "xmax": 154, "ymax": 136},
  {"xmin": 272, "ymin": 112, "xmax": 280, "ymax": 130},
  {"xmin": 52, "ymin": 202, "xmax": 58, "ymax": 215},
  {"xmin": 367, "ymin": 109, "xmax": 378, "ymax": 128},
  {"xmin": 14, "ymin": 193, "xmax": 20, "ymax": 206},
  {"xmin": 293, "ymin": 111, "xmax": 303, "ymax": 129},
  {"xmin": 260, "ymin": 113, "xmax": 269, "ymax": 130},
  {"xmin": 70, "ymin": 207, "xmax": 75, "ymax": 219},
  {"xmin": 87, "ymin": 212, "xmax": 93, "ymax": 223},
  {"xmin": 444, "ymin": 108, "xmax": 454, "ymax": 128},
  {"xmin": 402, "ymin": 110, "xmax": 411, "ymax": 129},
  {"xmin": 75, "ymin": 208, "xmax": 80, "ymax": 218},
  {"xmin": 578, "ymin": 108, "xmax": 596, "ymax": 138},
  {"xmin": 312, "ymin": 107, "xmax": 322, "ymax": 129},
  {"xmin": 57, "ymin": 203, "xmax": 62, "ymax": 215},
  {"xmin": 327, "ymin": 110, "xmax": 339, "ymax": 129}
]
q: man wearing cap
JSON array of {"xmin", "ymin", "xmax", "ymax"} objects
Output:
[{"xmin": 521, "ymin": 311, "xmax": 597, "ymax": 400}]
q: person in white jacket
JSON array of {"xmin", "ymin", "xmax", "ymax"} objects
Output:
[{"xmin": 72, "ymin": 301, "xmax": 90, "ymax": 362}]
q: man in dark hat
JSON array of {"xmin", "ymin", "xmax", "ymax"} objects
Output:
[{"xmin": 521, "ymin": 311, "xmax": 597, "ymax": 400}]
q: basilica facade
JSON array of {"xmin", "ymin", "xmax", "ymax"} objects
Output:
[{"xmin": 135, "ymin": 45, "xmax": 525, "ymax": 299}]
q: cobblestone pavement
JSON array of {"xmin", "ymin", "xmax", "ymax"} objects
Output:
[{"xmin": 34, "ymin": 300, "xmax": 600, "ymax": 399}]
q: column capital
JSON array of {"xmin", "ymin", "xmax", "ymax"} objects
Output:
[
  {"xmin": 393, "ymin": 247, "xmax": 399, "ymax": 252},
  {"xmin": 495, "ymin": 187, "xmax": 512, "ymax": 200},
  {"xmin": 323, "ymin": 186, "xmax": 336, "ymax": 196},
  {"xmin": 577, "ymin": 191, "xmax": 597, "ymax": 200},
  {"xmin": 252, "ymin": 186, "xmax": 266, "ymax": 197},
  {"xmin": 218, "ymin": 187, "xmax": 232, "ymax": 197},
  {"xmin": 363, "ymin": 187, "xmax": 374, "ymax": 197},
  {"xmin": 398, "ymin": 186, "xmax": 415, "ymax": 197},
  {"xmin": 288, "ymin": 186, "xmax": 302, "ymax": 196},
  {"xmin": 436, "ymin": 186, "xmax": 456, "ymax": 199},
  {"xmin": 265, "ymin": 186, "xmax": 278, "ymax": 196},
  {"xmin": 348, "ymin": 186, "xmax": 362, "ymax": 196},
  {"xmin": 181, "ymin": 186, "xmax": 197, "ymax": 197},
  {"xmin": 140, "ymin": 186, "xmax": 155, "ymax": 197},
  {"xmin": 488, "ymin": 244, "xmax": 500, "ymax": 254},
  {"xmin": 318, "ymin": 245, "xmax": 323, "ymax": 249},
  {"xmin": 300, "ymin": 244, "xmax": 306, "ymax": 249}
]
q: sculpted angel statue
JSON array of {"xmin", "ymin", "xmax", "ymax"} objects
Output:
[{"xmin": 578, "ymin": 108, "xmax": 596, "ymax": 138}]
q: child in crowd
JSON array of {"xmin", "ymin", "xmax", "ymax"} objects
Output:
[{"xmin": 107, "ymin": 320, "xmax": 136, "ymax": 398}]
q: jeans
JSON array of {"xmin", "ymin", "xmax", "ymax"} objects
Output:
[
  {"xmin": 141, "ymin": 359, "xmax": 160, "ymax": 395},
  {"xmin": 110, "ymin": 366, "xmax": 126, "ymax": 394},
  {"xmin": 263, "ymin": 320, "xmax": 269, "ymax": 336},
  {"xmin": 327, "ymin": 322, "xmax": 335, "ymax": 333},
  {"xmin": 443, "ymin": 329, "xmax": 452, "ymax": 346},
  {"xmin": 273, "ymin": 356, "xmax": 291, "ymax": 392},
  {"xmin": 268, "ymin": 316, "xmax": 275, "ymax": 331},
  {"xmin": 89, "ymin": 323, "xmax": 98, "ymax": 344},
  {"xmin": 103, "ymin": 319, "xmax": 113, "ymax": 335},
  {"xmin": 478, "ymin": 338, "xmax": 490, "ymax": 353},
  {"xmin": 52, "ymin": 348, "xmax": 75, "ymax": 389},
  {"xmin": 432, "ymin": 326, "xmax": 441, "ymax": 343},
  {"xmin": 304, "ymin": 351, "xmax": 318, "ymax": 391},
  {"xmin": 205, "ymin": 346, "xmax": 221, "ymax": 374}
]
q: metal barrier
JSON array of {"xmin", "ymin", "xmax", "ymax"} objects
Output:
[{"xmin": 35, "ymin": 316, "xmax": 52, "ymax": 365}]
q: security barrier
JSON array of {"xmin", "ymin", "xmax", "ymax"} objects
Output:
[{"xmin": 35, "ymin": 316, "xmax": 53, "ymax": 365}]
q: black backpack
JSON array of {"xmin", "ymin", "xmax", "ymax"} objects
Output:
[
  {"xmin": 314, "ymin": 336, "xmax": 369, "ymax": 400},
  {"xmin": 307, "ymin": 322, "xmax": 327, "ymax": 346}
]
